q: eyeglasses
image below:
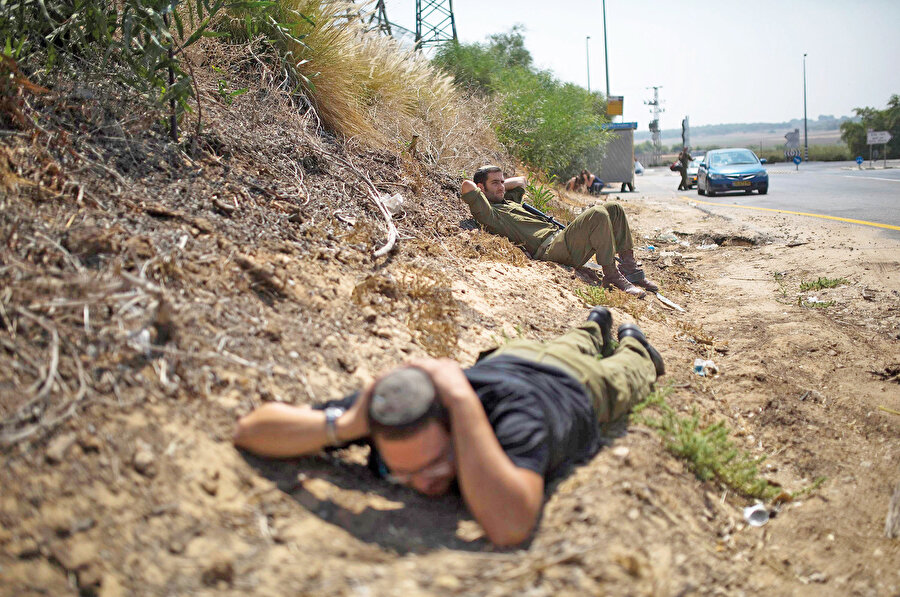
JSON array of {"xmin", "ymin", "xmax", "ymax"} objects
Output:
[{"xmin": 386, "ymin": 446, "xmax": 455, "ymax": 486}]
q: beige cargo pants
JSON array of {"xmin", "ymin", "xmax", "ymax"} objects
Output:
[
  {"xmin": 483, "ymin": 321, "xmax": 657, "ymax": 424},
  {"xmin": 534, "ymin": 202, "xmax": 634, "ymax": 268}
]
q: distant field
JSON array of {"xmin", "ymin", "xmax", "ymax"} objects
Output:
[{"xmin": 644, "ymin": 129, "xmax": 844, "ymax": 151}]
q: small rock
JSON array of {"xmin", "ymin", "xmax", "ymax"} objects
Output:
[
  {"xmin": 201, "ymin": 555, "xmax": 234, "ymax": 587},
  {"xmin": 52, "ymin": 538, "xmax": 97, "ymax": 571},
  {"xmin": 11, "ymin": 536, "xmax": 40, "ymax": 559},
  {"xmin": 98, "ymin": 573, "xmax": 125, "ymax": 597},
  {"xmin": 200, "ymin": 471, "xmax": 220, "ymax": 496},
  {"xmin": 46, "ymin": 433, "xmax": 77, "ymax": 464},
  {"xmin": 611, "ymin": 446, "xmax": 631, "ymax": 461},
  {"xmin": 433, "ymin": 575, "xmax": 461, "ymax": 591},
  {"xmin": 337, "ymin": 356, "xmax": 357, "ymax": 373},
  {"xmin": 78, "ymin": 434, "xmax": 103, "ymax": 453},
  {"xmin": 373, "ymin": 327, "xmax": 393, "ymax": 339},
  {"xmin": 133, "ymin": 444, "xmax": 156, "ymax": 477},
  {"xmin": 77, "ymin": 562, "xmax": 104, "ymax": 591},
  {"xmin": 627, "ymin": 508, "xmax": 640, "ymax": 521}
]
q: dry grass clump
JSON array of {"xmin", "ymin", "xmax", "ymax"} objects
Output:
[
  {"xmin": 452, "ymin": 230, "xmax": 529, "ymax": 267},
  {"xmin": 224, "ymin": 0, "xmax": 500, "ymax": 170},
  {"xmin": 351, "ymin": 266, "xmax": 459, "ymax": 357}
]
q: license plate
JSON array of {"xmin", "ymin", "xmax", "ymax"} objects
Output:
[{"xmin": 733, "ymin": 181, "xmax": 751, "ymax": 187}]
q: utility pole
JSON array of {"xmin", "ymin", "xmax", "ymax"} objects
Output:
[
  {"xmin": 602, "ymin": 0, "xmax": 610, "ymax": 97},
  {"xmin": 645, "ymin": 86, "xmax": 664, "ymax": 166},
  {"xmin": 586, "ymin": 36, "xmax": 591, "ymax": 93},
  {"xmin": 803, "ymin": 53, "xmax": 808, "ymax": 162}
]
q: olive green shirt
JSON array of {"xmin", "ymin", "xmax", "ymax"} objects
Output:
[{"xmin": 461, "ymin": 186, "xmax": 557, "ymax": 255}]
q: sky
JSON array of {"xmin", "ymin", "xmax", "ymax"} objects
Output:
[{"xmin": 381, "ymin": 0, "xmax": 900, "ymax": 130}]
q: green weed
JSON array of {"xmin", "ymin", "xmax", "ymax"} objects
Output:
[
  {"xmin": 799, "ymin": 277, "xmax": 848, "ymax": 292},
  {"xmin": 631, "ymin": 386, "xmax": 780, "ymax": 500},
  {"xmin": 525, "ymin": 175, "xmax": 556, "ymax": 212}
]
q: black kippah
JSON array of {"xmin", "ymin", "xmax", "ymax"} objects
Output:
[{"xmin": 369, "ymin": 367, "xmax": 439, "ymax": 430}]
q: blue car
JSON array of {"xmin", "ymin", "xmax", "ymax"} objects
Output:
[{"xmin": 697, "ymin": 148, "xmax": 768, "ymax": 196}]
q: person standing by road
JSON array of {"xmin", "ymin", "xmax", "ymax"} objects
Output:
[{"xmin": 676, "ymin": 147, "xmax": 692, "ymax": 191}]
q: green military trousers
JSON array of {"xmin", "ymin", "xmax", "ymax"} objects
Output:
[
  {"xmin": 534, "ymin": 202, "xmax": 634, "ymax": 268},
  {"xmin": 484, "ymin": 321, "xmax": 657, "ymax": 424}
]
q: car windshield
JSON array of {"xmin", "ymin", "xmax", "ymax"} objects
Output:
[{"xmin": 710, "ymin": 150, "xmax": 758, "ymax": 167}]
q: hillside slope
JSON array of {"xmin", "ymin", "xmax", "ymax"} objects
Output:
[{"xmin": 2, "ymin": 45, "xmax": 899, "ymax": 597}]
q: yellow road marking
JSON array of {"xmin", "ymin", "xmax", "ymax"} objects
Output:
[{"xmin": 678, "ymin": 196, "xmax": 900, "ymax": 231}]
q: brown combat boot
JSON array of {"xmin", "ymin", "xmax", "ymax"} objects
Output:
[
  {"xmin": 601, "ymin": 264, "xmax": 646, "ymax": 297},
  {"xmin": 617, "ymin": 251, "xmax": 659, "ymax": 292}
]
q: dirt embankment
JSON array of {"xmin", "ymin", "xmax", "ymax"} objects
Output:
[{"xmin": 2, "ymin": 64, "xmax": 900, "ymax": 597}]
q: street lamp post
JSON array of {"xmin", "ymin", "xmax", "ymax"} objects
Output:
[
  {"xmin": 803, "ymin": 53, "xmax": 808, "ymax": 162},
  {"xmin": 586, "ymin": 36, "xmax": 591, "ymax": 93},
  {"xmin": 602, "ymin": 0, "xmax": 609, "ymax": 97}
]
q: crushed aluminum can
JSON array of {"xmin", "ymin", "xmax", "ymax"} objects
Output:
[{"xmin": 743, "ymin": 503, "xmax": 770, "ymax": 527}]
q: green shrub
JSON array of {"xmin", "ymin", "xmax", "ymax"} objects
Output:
[
  {"xmin": 0, "ymin": 0, "xmax": 288, "ymax": 139},
  {"xmin": 632, "ymin": 387, "xmax": 780, "ymax": 499},
  {"xmin": 433, "ymin": 28, "xmax": 609, "ymax": 179}
]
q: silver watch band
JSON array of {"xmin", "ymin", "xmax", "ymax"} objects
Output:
[{"xmin": 324, "ymin": 407, "xmax": 344, "ymax": 446}]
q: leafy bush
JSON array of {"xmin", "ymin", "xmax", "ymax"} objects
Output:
[
  {"xmin": 841, "ymin": 95, "xmax": 900, "ymax": 159},
  {"xmin": 0, "ymin": 0, "xmax": 289, "ymax": 138}
]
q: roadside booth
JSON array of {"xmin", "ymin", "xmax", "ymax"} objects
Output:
[{"xmin": 597, "ymin": 122, "xmax": 637, "ymax": 192}]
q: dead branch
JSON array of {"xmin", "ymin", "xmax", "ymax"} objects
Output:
[{"xmin": 323, "ymin": 151, "xmax": 398, "ymax": 257}]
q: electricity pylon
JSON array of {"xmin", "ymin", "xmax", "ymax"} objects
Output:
[{"xmin": 415, "ymin": 0, "xmax": 457, "ymax": 50}]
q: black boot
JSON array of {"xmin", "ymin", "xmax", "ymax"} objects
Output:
[
  {"xmin": 617, "ymin": 323, "xmax": 665, "ymax": 378},
  {"xmin": 586, "ymin": 306, "xmax": 613, "ymax": 352}
]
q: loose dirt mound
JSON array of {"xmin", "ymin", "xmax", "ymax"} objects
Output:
[{"xmin": 2, "ymin": 62, "xmax": 899, "ymax": 597}]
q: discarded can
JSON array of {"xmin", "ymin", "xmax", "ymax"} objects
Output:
[
  {"xmin": 693, "ymin": 358, "xmax": 719, "ymax": 377},
  {"xmin": 743, "ymin": 503, "xmax": 770, "ymax": 527}
]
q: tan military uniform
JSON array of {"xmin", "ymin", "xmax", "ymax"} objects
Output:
[
  {"xmin": 461, "ymin": 187, "xmax": 634, "ymax": 267},
  {"xmin": 483, "ymin": 322, "xmax": 657, "ymax": 424}
]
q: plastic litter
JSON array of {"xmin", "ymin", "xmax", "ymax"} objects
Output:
[
  {"xmin": 659, "ymin": 251, "xmax": 682, "ymax": 257},
  {"xmin": 381, "ymin": 193, "xmax": 405, "ymax": 215},
  {"xmin": 697, "ymin": 243, "xmax": 719, "ymax": 250},
  {"xmin": 645, "ymin": 245, "xmax": 656, "ymax": 252},
  {"xmin": 693, "ymin": 358, "xmax": 719, "ymax": 377},
  {"xmin": 806, "ymin": 296, "xmax": 829, "ymax": 304},
  {"xmin": 656, "ymin": 292, "xmax": 685, "ymax": 312},
  {"xmin": 743, "ymin": 503, "xmax": 770, "ymax": 527}
]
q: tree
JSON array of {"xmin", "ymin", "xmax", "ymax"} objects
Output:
[{"xmin": 840, "ymin": 95, "xmax": 900, "ymax": 159}]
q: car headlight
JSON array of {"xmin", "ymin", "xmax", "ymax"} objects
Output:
[
  {"xmin": 709, "ymin": 172, "xmax": 725, "ymax": 180},
  {"xmin": 755, "ymin": 170, "xmax": 768, "ymax": 179}
]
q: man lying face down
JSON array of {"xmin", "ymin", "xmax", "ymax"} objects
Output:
[{"xmin": 233, "ymin": 308, "xmax": 664, "ymax": 546}]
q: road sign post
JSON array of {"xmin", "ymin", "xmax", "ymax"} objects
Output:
[
  {"xmin": 793, "ymin": 155, "xmax": 802, "ymax": 170},
  {"xmin": 856, "ymin": 156, "xmax": 864, "ymax": 169},
  {"xmin": 867, "ymin": 130, "xmax": 892, "ymax": 168}
]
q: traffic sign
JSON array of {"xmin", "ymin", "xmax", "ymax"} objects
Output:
[
  {"xmin": 793, "ymin": 155, "xmax": 802, "ymax": 165},
  {"xmin": 856, "ymin": 156, "xmax": 864, "ymax": 165},
  {"xmin": 867, "ymin": 130, "xmax": 892, "ymax": 144}
]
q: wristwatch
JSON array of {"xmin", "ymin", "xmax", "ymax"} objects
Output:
[{"xmin": 324, "ymin": 406, "xmax": 345, "ymax": 446}]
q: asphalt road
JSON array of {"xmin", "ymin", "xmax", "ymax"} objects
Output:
[{"xmin": 633, "ymin": 160, "xmax": 900, "ymax": 240}]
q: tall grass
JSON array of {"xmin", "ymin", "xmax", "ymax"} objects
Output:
[{"xmin": 225, "ymin": 1, "xmax": 497, "ymax": 165}]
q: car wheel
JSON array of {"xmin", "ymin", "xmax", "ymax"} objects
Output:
[
  {"xmin": 758, "ymin": 187, "xmax": 768, "ymax": 195},
  {"xmin": 707, "ymin": 185, "xmax": 716, "ymax": 197},
  {"xmin": 744, "ymin": 189, "xmax": 752, "ymax": 194}
]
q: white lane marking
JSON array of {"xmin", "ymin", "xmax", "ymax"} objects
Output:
[{"xmin": 841, "ymin": 175, "xmax": 900, "ymax": 182}]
